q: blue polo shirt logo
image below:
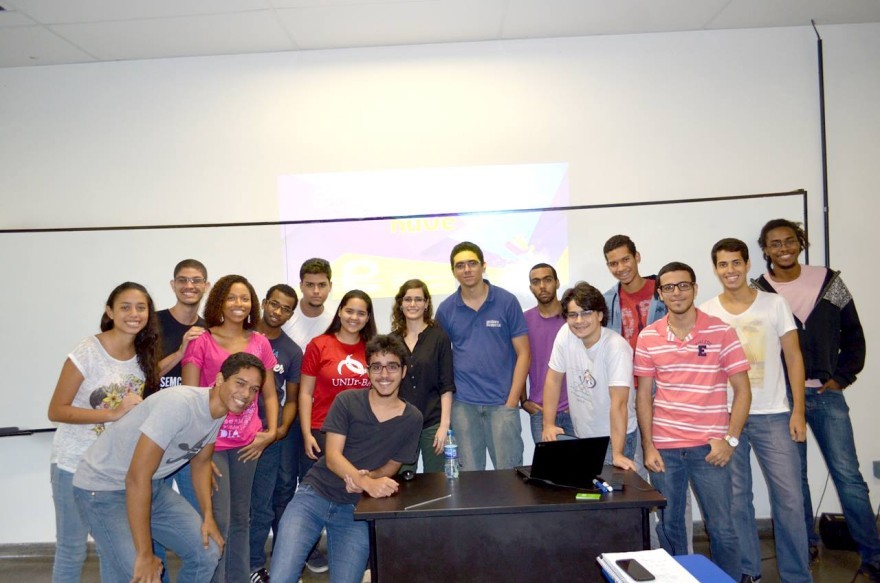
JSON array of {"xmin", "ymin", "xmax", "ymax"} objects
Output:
[{"xmin": 485, "ymin": 320, "xmax": 502, "ymax": 328}]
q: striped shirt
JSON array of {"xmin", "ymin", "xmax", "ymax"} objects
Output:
[{"xmin": 634, "ymin": 309, "xmax": 750, "ymax": 449}]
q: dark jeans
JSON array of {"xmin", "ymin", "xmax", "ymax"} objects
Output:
[{"xmin": 797, "ymin": 387, "xmax": 880, "ymax": 567}]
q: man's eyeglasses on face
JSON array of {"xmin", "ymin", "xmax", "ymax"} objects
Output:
[
  {"xmin": 368, "ymin": 363, "xmax": 402, "ymax": 374},
  {"xmin": 767, "ymin": 238, "xmax": 800, "ymax": 250},
  {"xmin": 566, "ymin": 310, "xmax": 595, "ymax": 321},
  {"xmin": 267, "ymin": 299, "xmax": 294, "ymax": 316},
  {"xmin": 659, "ymin": 282, "xmax": 694, "ymax": 294},
  {"xmin": 175, "ymin": 276, "xmax": 206, "ymax": 285}
]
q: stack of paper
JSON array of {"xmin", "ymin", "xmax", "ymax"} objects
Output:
[{"xmin": 596, "ymin": 548, "xmax": 699, "ymax": 583}]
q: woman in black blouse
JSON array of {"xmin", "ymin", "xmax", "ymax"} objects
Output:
[{"xmin": 391, "ymin": 279, "xmax": 456, "ymax": 473}]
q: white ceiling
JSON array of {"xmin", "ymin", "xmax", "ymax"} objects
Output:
[{"xmin": 1, "ymin": 0, "xmax": 879, "ymax": 68}]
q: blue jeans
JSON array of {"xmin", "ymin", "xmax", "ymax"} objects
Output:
[
  {"xmin": 271, "ymin": 484, "xmax": 369, "ymax": 583},
  {"xmin": 731, "ymin": 413, "xmax": 811, "ymax": 582},
  {"xmin": 50, "ymin": 464, "xmax": 90, "ymax": 583},
  {"xmin": 73, "ymin": 479, "xmax": 220, "ymax": 583},
  {"xmin": 634, "ymin": 438, "xmax": 694, "ymax": 553},
  {"xmin": 651, "ymin": 445, "xmax": 741, "ymax": 579},
  {"xmin": 173, "ymin": 462, "xmax": 200, "ymax": 511},
  {"xmin": 452, "ymin": 401, "xmax": 523, "ymax": 471},
  {"xmin": 797, "ymin": 387, "xmax": 880, "ymax": 566},
  {"xmin": 212, "ymin": 447, "xmax": 259, "ymax": 583},
  {"xmin": 528, "ymin": 409, "xmax": 575, "ymax": 443},
  {"xmin": 250, "ymin": 425, "xmax": 304, "ymax": 572}
]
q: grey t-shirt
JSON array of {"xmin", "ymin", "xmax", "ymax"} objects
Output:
[{"xmin": 73, "ymin": 386, "xmax": 223, "ymax": 491}]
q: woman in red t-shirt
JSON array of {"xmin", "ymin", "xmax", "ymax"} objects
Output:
[{"xmin": 299, "ymin": 289, "xmax": 377, "ymax": 463}]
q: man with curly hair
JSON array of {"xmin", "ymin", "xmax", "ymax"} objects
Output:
[{"xmin": 754, "ymin": 219, "xmax": 879, "ymax": 580}]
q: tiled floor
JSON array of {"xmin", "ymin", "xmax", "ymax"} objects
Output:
[{"xmin": 0, "ymin": 536, "xmax": 871, "ymax": 583}]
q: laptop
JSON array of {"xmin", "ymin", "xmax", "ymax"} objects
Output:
[{"xmin": 516, "ymin": 435, "xmax": 610, "ymax": 490}]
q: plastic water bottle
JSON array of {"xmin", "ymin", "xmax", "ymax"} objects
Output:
[{"xmin": 444, "ymin": 429, "xmax": 459, "ymax": 479}]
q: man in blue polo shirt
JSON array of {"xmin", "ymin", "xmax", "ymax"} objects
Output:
[{"xmin": 436, "ymin": 241, "xmax": 530, "ymax": 471}]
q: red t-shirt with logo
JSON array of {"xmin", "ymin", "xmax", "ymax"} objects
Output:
[
  {"xmin": 302, "ymin": 334, "xmax": 370, "ymax": 429},
  {"xmin": 619, "ymin": 279, "xmax": 656, "ymax": 352}
]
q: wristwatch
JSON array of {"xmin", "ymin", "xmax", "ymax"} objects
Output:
[{"xmin": 724, "ymin": 435, "xmax": 739, "ymax": 448}]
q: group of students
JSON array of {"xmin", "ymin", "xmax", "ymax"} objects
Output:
[
  {"xmin": 516, "ymin": 220, "xmax": 879, "ymax": 583},
  {"xmin": 47, "ymin": 257, "xmax": 450, "ymax": 583},
  {"xmin": 46, "ymin": 217, "xmax": 880, "ymax": 583}
]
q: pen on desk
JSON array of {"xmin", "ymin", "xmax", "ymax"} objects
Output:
[
  {"xmin": 601, "ymin": 479, "xmax": 613, "ymax": 491},
  {"xmin": 405, "ymin": 494, "xmax": 452, "ymax": 510},
  {"xmin": 592, "ymin": 478, "xmax": 609, "ymax": 493}
]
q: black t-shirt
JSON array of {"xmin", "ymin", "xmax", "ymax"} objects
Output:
[
  {"xmin": 304, "ymin": 389, "xmax": 422, "ymax": 504},
  {"xmin": 157, "ymin": 309, "xmax": 206, "ymax": 389}
]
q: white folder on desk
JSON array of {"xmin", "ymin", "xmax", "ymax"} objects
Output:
[{"xmin": 597, "ymin": 548, "xmax": 698, "ymax": 583}]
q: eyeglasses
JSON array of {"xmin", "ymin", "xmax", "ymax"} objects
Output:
[
  {"xmin": 368, "ymin": 363, "xmax": 402, "ymax": 374},
  {"xmin": 402, "ymin": 297, "xmax": 426, "ymax": 304},
  {"xmin": 454, "ymin": 260, "xmax": 481, "ymax": 271},
  {"xmin": 767, "ymin": 238, "xmax": 800, "ymax": 250},
  {"xmin": 266, "ymin": 299, "xmax": 294, "ymax": 316},
  {"xmin": 659, "ymin": 282, "xmax": 694, "ymax": 294},
  {"xmin": 175, "ymin": 276, "xmax": 206, "ymax": 285},
  {"xmin": 566, "ymin": 310, "xmax": 595, "ymax": 321}
]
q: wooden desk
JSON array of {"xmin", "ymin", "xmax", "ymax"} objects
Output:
[{"xmin": 355, "ymin": 467, "xmax": 665, "ymax": 583}]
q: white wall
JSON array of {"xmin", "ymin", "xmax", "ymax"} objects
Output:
[{"xmin": 1, "ymin": 23, "xmax": 878, "ymax": 545}]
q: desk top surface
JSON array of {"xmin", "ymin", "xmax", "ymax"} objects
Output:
[{"xmin": 355, "ymin": 466, "xmax": 666, "ymax": 520}]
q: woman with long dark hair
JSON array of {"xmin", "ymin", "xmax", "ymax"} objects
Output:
[
  {"xmin": 48, "ymin": 282, "xmax": 160, "ymax": 582},
  {"xmin": 182, "ymin": 274, "xmax": 278, "ymax": 583},
  {"xmin": 391, "ymin": 279, "xmax": 455, "ymax": 472},
  {"xmin": 299, "ymin": 290, "xmax": 376, "ymax": 469}
]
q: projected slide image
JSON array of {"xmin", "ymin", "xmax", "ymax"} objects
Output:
[{"xmin": 278, "ymin": 163, "xmax": 570, "ymax": 302}]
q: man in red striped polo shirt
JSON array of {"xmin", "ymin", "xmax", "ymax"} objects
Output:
[{"xmin": 634, "ymin": 261, "xmax": 751, "ymax": 580}]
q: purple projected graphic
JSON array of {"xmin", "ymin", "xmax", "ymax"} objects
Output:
[{"xmin": 278, "ymin": 164, "xmax": 569, "ymax": 301}]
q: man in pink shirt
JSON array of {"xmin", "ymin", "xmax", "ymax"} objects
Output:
[{"xmin": 634, "ymin": 261, "xmax": 751, "ymax": 580}]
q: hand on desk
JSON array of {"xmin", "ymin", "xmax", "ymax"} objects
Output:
[
  {"xmin": 612, "ymin": 453, "xmax": 637, "ymax": 472},
  {"xmin": 350, "ymin": 471, "xmax": 399, "ymax": 498}
]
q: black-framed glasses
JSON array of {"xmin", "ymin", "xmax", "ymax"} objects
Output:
[
  {"xmin": 266, "ymin": 299, "xmax": 294, "ymax": 316},
  {"xmin": 659, "ymin": 282, "xmax": 694, "ymax": 294},
  {"xmin": 368, "ymin": 363, "xmax": 402, "ymax": 374}
]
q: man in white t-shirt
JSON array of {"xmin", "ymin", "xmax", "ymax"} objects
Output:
[
  {"xmin": 701, "ymin": 238, "xmax": 810, "ymax": 583},
  {"xmin": 541, "ymin": 281, "xmax": 637, "ymax": 470},
  {"xmin": 281, "ymin": 257, "xmax": 335, "ymax": 576},
  {"xmin": 284, "ymin": 258, "xmax": 334, "ymax": 352}
]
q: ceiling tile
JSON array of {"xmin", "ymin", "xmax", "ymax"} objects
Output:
[
  {"xmin": 49, "ymin": 10, "xmax": 294, "ymax": 61},
  {"xmin": 0, "ymin": 24, "xmax": 95, "ymax": 67},
  {"xmin": 0, "ymin": 6, "xmax": 37, "ymax": 27},
  {"xmin": 269, "ymin": 0, "xmax": 434, "ymax": 6},
  {"xmin": 503, "ymin": 0, "xmax": 731, "ymax": 38},
  {"xmin": 276, "ymin": 0, "xmax": 506, "ymax": 49},
  {"xmin": 707, "ymin": 0, "xmax": 880, "ymax": 29},
  {"xmin": 5, "ymin": 0, "xmax": 272, "ymax": 24}
]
